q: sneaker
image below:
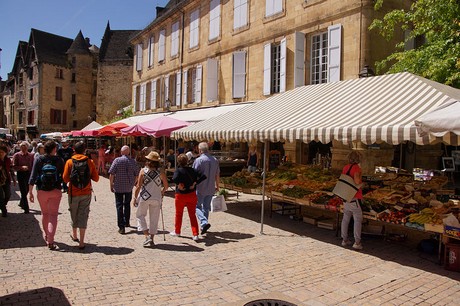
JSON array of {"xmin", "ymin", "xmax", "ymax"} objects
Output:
[
  {"xmin": 352, "ymin": 242, "xmax": 363, "ymax": 250},
  {"xmin": 143, "ymin": 237, "xmax": 153, "ymax": 247},
  {"xmin": 169, "ymin": 232, "xmax": 179, "ymax": 237},
  {"xmin": 192, "ymin": 235, "xmax": 199, "ymax": 241},
  {"xmin": 341, "ymin": 239, "xmax": 352, "ymax": 247},
  {"xmin": 201, "ymin": 223, "xmax": 211, "ymax": 235},
  {"xmin": 118, "ymin": 228, "xmax": 125, "ymax": 235}
]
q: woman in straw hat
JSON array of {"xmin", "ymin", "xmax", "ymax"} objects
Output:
[{"xmin": 132, "ymin": 151, "xmax": 168, "ymax": 247}]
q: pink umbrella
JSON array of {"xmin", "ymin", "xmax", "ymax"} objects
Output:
[{"xmin": 121, "ymin": 117, "xmax": 190, "ymax": 137}]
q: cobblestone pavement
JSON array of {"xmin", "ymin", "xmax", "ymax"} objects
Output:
[{"xmin": 1, "ymin": 176, "xmax": 460, "ymax": 305}]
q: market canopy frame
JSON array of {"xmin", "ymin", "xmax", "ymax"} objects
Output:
[{"xmin": 172, "ymin": 72, "xmax": 460, "ymax": 146}]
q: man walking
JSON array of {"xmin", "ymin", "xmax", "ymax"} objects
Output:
[
  {"xmin": 193, "ymin": 142, "xmax": 220, "ymax": 235},
  {"xmin": 58, "ymin": 139, "xmax": 73, "ymax": 193},
  {"xmin": 63, "ymin": 141, "xmax": 99, "ymax": 249},
  {"xmin": 13, "ymin": 141, "xmax": 34, "ymax": 213},
  {"xmin": 109, "ymin": 145, "xmax": 138, "ymax": 234}
]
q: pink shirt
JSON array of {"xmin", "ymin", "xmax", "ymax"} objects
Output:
[{"xmin": 342, "ymin": 163, "xmax": 362, "ymax": 199}]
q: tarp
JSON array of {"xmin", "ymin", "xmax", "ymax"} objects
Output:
[
  {"xmin": 97, "ymin": 122, "xmax": 129, "ymax": 137},
  {"xmin": 172, "ymin": 72, "xmax": 460, "ymax": 146},
  {"xmin": 81, "ymin": 121, "xmax": 102, "ymax": 131},
  {"xmin": 121, "ymin": 117, "xmax": 190, "ymax": 137},
  {"xmin": 415, "ymin": 100, "xmax": 460, "ymax": 143}
]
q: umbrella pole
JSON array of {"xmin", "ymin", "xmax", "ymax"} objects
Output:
[
  {"xmin": 163, "ymin": 136, "xmax": 166, "ymax": 168},
  {"xmin": 260, "ymin": 140, "xmax": 268, "ymax": 235}
]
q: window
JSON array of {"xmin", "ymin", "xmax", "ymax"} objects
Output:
[
  {"xmin": 183, "ymin": 66, "xmax": 202, "ymax": 104},
  {"xmin": 55, "ymin": 87, "xmax": 63, "ymax": 101},
  {"xmin": 55, "ymin": 68, "xmax": 64, "ymax": 79},
  {"xmin": 139, "ymin": 83, "xmax": 146, "ymax": 111},
  {"xmin": 263, "ymin": 38, "xmax": 286, "ymax": 95},
  {"xmin": 234, "ymin": 0, "xmax": 248, "ymax": 30},
  {"xmin": 18, "ymin": 111, "xmax": 23, "ymax": 124},
  {"xmin": 189, "ymin": 9, "xmax": 200, "ymax": 49},
  {"xmin": 19, "ymin": 73, "xmax": 23, "ymax": 86},
  {"xmin": 136, "ymin": 43, "xmax": 143, "ymax": 71},
  {"xmin": 207, "ymin": 58, "xmax": 218, "ymax": 101},
  {"xmin": 10, "ymin": 105, "xmax": 14, "ymax": 124},
  {"xmin": 71, "ymin": 94, "xmax": 76, "ymax": 108},
  {"xmin": 232, "ymin": 51, "xmax": 246, "ymax": 98},
  {"xmin": 164, "ymin": 74, "xmax": 176, "ymax": 106},
  {"xmin": 265, "ymin": 0, "xmax": 282, "ymax": 17},
  {"xmin": 310, "ymin": 24, "xmax": 341, "ymax": 84},
  {"xmin": 72, "ymin": 57, "xmax": 76, "ymax": 65},
  {"xmin": 50, "ymin": 109, "xmax": 67, "ymax": 125},
  {"xmin": 150, "ymin": 80, "xmax": 158, "ymax": 109},
  {"xmin": 209, "ymin": 0, "xmax": 221, "ymax": 41},
  {"xmin": 171, "ymin": 21, "xmax": 180, "ymax": 57},
  {"xmin": 29, "ymin": 88, "xmax": 33, "ymax": 101},
  {"xmin": 158, "ymin": 30, "xmax": 166, "ymax": 62},
  {"xmin": 175, "ymin": 72, "xmax": 181, "ymax": 106},
  {"xmin": 73, "ymin": 120, "xmax": 78, "ymax": 128},
  {"xmin": 148, "ymin": 36, "xmax": 154, "ymax": 67},
  {"xmin": 27, "ymin": 110, "xmax": 35, "ymax": 125},
  {"xmin": 134, "ymin": 85, "xmax": 140, "ymax": 111},
  {"xmin": 71, "ymin": 73, "xmax": 76, "ymax": 82},
  {"xmin": 28, "ymin": 67, "xmax": 33, "ymax": 80}
]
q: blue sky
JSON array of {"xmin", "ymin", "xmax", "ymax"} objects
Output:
[{"xmin": 0, "ymin": 0, "xmax": 169, "ymax": 80}]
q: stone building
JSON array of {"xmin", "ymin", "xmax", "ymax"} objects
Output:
[
  {"xmin": 96, "ymin": 22, "xmax": 139, "ymax": 124},
  {"xmin": 6, "ymin": 29, "xmax": 98, "ymax": 140}
]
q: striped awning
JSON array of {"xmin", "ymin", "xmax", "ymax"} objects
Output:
[{"xmin": 172, "ymin": 72, "xmax": 460, "ymax": 145}]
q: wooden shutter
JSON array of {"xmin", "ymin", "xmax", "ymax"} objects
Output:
[
  {"xmin": 175, "ymin": 72, "xmax": 181, "ymax": 106},
  {"xmin": 294, "ymin": 32, "xmax": 305, "ymax": 88},
  {"xmin": 146, "ymin": 82, "xmax": 151, "ymax": 109},
  {"xmin": 151, "ymin": 80, "xmax": 157, "ymax": 109},
  {"xmin": 274, "ymin": 0, "xmax": 282, "ymax": 15},
  {"xmin": 164, "ymin": 75, "xmax": 170, "ymax": 102},
  {"xmin": 148, "ymin": 36, "xmax": 154, "ymax": 67},
  {"xmin": 327, "ymin": 24, "xmax": 342, "ymax": 82},
  {"xmin": 171, "ymin": 21, "xmax": 179, "ymax": 57},
  {"xmin": 190, "ymin": 9, "xmax": 200, "ymax": 48},
  {"xmin": 234, "ymin": 0, "xmax": 247, "ymax": 30},
  {"xmin": 280, "ymin": 37, "xmax": 286, "ymax": 93},
  {"xmin": 195, "ymin": 65, "xmax": 202, "ymax": 103},
  {"xmin": 158, "ymin": 30, "xmax": 166, "ymax": 62},
  {"xmin": 265, "ymin": 0, "xmax": 273, "ymax": 17},
  {"xmin": 207, "ymin": 58, "xmax": 218, "ymax": 101},
  {"xmin": 182, "ymin": 70, "xmax": 188, "ymax": 105},
  {"xmin": 135, "ymin": 85, "xmax": 140, "ymax": 111},
  {"xmin": 263, "ymin": 43, "xmax": 271, "ymax": 95},
  {"xmin": 209, "ymin": 0, "xmax": 220, "ymax": 40},
  {"xmin": 63, "ymin": 110, "xmax": 67, "ymax": 125},
  {"xmin": 232, "ymin": 51, "xmax": 246, "ymax": 98},
  {"xmin": 136, "ymin": 44, "xmax": 143, "ymax": 71}
]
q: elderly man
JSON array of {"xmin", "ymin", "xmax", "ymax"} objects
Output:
[
  {"xmin": 13, "ymin": 141, "xmax": 35, "ymax": 213},
  {"xmin": 193, "ymin": 142, "xmax": 220, "ymax": 235},
  {"xmin": 108, "ymin": 145, "xmax": 139, "ymax": 234}
]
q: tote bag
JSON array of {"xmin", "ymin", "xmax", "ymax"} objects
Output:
[
  {"xmin": 211, "ymin": 195, "xmax": 227, "ymax": 212},
  {"xmin": 332, "ymin": 164, "xmax": 361, "ymax": 202}
]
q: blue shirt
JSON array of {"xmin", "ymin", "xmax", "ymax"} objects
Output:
[
  {"xmin": 108, "ymin": 155, "xmax": 139, "ymax": 193},
  {"xmin": 193, "ymin": 153, "xmax": 219, "ymax": 196}
]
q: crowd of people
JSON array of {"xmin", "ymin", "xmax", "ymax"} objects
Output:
[{"xmin": 0, "ymin": 138, "xmax": 220, "ymax": 250}]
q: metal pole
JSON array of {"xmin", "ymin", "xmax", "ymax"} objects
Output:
[
  {"xmin": 160, "ymin": 203, "xmax": 166, "ymax": 241},
  {"xmin": 260, "ymin": 140, "xmax": 268, "ymax": 235}
]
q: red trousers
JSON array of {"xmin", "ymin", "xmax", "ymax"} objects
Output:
[{"xmin": 174, "ymin": 192, "xmax": 199, "ymax": 236}]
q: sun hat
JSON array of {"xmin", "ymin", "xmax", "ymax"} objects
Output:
[
  {"xmin": 37, "ymin": 143, "xmax": 44, "ymax": 148},
  {"xmin": 145, "ymin": 151, "xmax": 161, "ymax": 161}
]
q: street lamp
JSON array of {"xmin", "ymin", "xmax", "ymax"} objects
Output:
[
  {"xmin": 165, "ymin": 99, "xmax": 171, "ymax": 111},
  {"xmin": 358, "ymin": 65, "xmax": 375, "ymax": 78}
]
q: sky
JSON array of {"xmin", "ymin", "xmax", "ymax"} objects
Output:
[{"xmin": 0, "ymin": 0, "xmax": 169, "ymax": 80}]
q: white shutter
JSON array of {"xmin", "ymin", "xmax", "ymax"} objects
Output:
[
  {"xmin": 265, "ymin": 0, "xmax": 273, "ymax": 17},
  {"xmin": 294, "ymin": 32, "xmax": 305, "ymax": 88},
  {"xmin": 182, "ymin": 70, "xmax": 188, "ymax": 105},
  {"xmin": 140, "ymin": 83, "xmax": 145, "ymax": 111},
  {"xmin": 151, "ymin": 80, "xmax": 157, "ymax": 109},
  {"xmin": 158, "ymin": 30, "xmax": 166, "ymax": 62},
  {"xmin": 148, "ymin": 37, "xmax": 154, "ymax": 67},
  {"xmin": 190, "ymin": 9, "xmax": 200, "ymax": 48},
  {"xmin": 280, "ymin": 38, "xmax": 286, "ymax": 93},
  {"xmin": 263, "ymin": 43, "xmax": 271, "ymax": 95},
  {"xmin": 209, "ymin": 0, "xmax": 220, "ymax": 40},
  {"xmin": 207, "ymin": 58, "xmax": 218, "ymax": 101},
  {"xmin": 164, "ymin": 75, "xmax": 170, "ymax": 101},
  {"xmin": 175, "ymin": 72, "xmax": 181, "ymax": 106},
  {"xmin": 171, "ymin": 21, "xmax": 179, "ymax": 57},
  {"xmin": 234, "ymin": 0, "xmax": 247, "ymax": 30},
  {"xmin": 327, "ymin": 24, "xmax": 341, "ymax": 82},
  {"xmin": 136, "ymin": 43, "xmax": 143, "ymax": 71},
  {"xmin": 133, "ymin": 85, "xmax": 138, "ymax": 111},
  {"xmin": 274, "ymin": 0, "xmax": 282, "ymax": 15},
  {"xmin": 195, "ymin": 65, "xmax": 202, "ymax": 103},
  {"xmin": 232, "ymin": 51, "xmax": 246, "ymax": 98}
]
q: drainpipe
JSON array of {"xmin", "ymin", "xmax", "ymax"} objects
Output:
[{"xmin": 179, "ymin": 8, "xmax": 185, "ymax": 108}]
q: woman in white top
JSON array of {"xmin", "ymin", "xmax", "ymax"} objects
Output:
[{"xmin": 132, "ymin": 151, "xmax": 168, "ymax": 247}]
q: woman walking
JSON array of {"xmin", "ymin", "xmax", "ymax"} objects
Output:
[
  {"xmin": 28, "ymin": 140, "xmax": 65, "ymax": 250},
  {"xmin": 171, "ymin": 154, "xmax": 206, "ymax": 241},
  {"xmin": 132, "ymin": 151, "xmax": 168, "ymax": 247}
]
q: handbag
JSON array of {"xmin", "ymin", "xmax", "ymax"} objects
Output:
[
  {"xmin": 211, "ymin": 195, "xmax": 227, "ymax": 213},
  {"xmin": 332, "ymin": 164, "xmax": 361, "ymax": 203}
]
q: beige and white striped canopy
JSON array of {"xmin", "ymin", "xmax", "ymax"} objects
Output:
[{"xmin": 172, "ymin": 72, "xmax": 460, "ymax": 145}]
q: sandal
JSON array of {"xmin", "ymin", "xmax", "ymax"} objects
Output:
[
  {"xmin": 48, "ymin": 243, "xmax": 57, "ymax": 250},
  {"xmin": 70, "ymin": 234, "xmax": 79, "ymax": 242},
  {"xmin": 78, "ymin": 244, "xmax": 85, "ymax": 250}
]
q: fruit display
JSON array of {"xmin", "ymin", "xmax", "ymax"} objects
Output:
[{"xmin": 281, "ymin": 185, "xmax": 313, "ymax": 198}]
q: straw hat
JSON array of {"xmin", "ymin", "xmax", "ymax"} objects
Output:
[{"xmin": 145, "ymin": 151, "xmax": 161, "ymax": 161}]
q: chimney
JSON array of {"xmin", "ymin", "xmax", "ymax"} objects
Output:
[
  {"xmin": 156, "ymin": 6, "xmax": 165, "ymax": 17},
  {"xmin": 85, "ymin": 37, "xmax": 90, "ymax": 46}
]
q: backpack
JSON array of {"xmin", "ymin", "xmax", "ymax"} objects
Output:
[
  {"xmin": 38, "ymin": 157, "xmax": 59, "ymax": 191},
  {"xmin": 69, "ymin": 158, "xmax": 90, "ymax": 189}
]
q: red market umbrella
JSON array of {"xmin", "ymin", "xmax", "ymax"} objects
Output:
[
  {"xmin": 121, "ymin": 117, "xmax": 190, "ymax": 137},
  {"xmin": 97, "ymin": 122, "xmax": 129, "ymax": 137}
]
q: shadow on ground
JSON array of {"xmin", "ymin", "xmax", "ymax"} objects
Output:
[
  {"xmin": 0, "ymin": 209, "xmax": 47, "ymax": 249},
  {"xmin": 0, "ymin": 287, "xmax": 71, "ymax": 306},
  {"xmin": 225, "ymin": 198, "xmax": 460, "ymax": 282}
]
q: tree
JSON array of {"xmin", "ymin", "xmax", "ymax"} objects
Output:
[{"xmin": 370, "ymin": 0, "xmax": 460, "ymax": 88}]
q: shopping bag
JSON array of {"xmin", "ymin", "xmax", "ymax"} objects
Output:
[
  {"xmin": 211, "ymin": 195, "xmax": 227, "ymax": 212},
  {"xmin": 332, "ymin": 174, "xmax": 360, "ymax": 203}
]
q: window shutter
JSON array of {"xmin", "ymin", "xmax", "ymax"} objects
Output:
[
  {"xmin": 280, "ymin": 37, "xmax": 286, "ymax": 93},
  {"xmin": 148, "ymin": 36, "xmax": 154, "ymax": 67},
  {"xmin": 164, "ymin": 75, "xmax": 170, "ymax": 101},
  {"xmin": 327, "ymin": 24, "xmax": 342, "ymax": 82},
  {"xmin": 63, "ymin": 110, "xmax": 67, "ymax": 125},
  {"xmin": 136, "ymin": 44, "xmax": 143, "ymax": 71},
  {"xmin": 50, "ymin": 108, "xmax": 54, "ymax": 124},
  {"xmin": 232, "ymin": 51, "xmax": 246, "ymax": 98},
  {"xmin": 141, "ymin": 83, "xmax": 146, "ymax": 111},
  {"xmin": 171, "ymin": 22, "xmax": 179, "ymax": 57},
  {"xmin": 195, "ymin": 66, "xmax": 202, "ymax": 103},
  {"xmin": 190, "ymin": 9, "xmax": 200, "ymax": 48},
  {"xmin": 151, "ymin": 80, "xmax": 157, "ymax": 109},
  {"xmin": 182, "ymin": 70, "xmax": 188, "ymax": 105},
  {"xmin": 234, "ymin": 0, "xmax": 247, "ymax": 30},
  {"xmin": 207, "ymin": 58, "xmax": 218, "ymax": 101},
  {"xmin": 209, "ymin": 0, "xmax": 220, "ymax": 40},
  {"xmin": 158, "ymin": 30, "xmax": 166, "ymax": 62},
  {"xmin": 265, "ymin": 0, "xmax": 273, "ymax": 17},
  {"xmin": 294, "ymin": 31, "xmax": 305, "ymax": 88},
  {"xmin": 135, "ymin": 85, "xmax": 140, "ymax": 111},
  {"xmin": 263, "ymin": 43, "xmax": 271, "ymax": 95},
  {"xmin": 274, "ymin": 0, "xmax": 282, "ymax": 15},
  {"xmin": 146, "ymin": 82, "xmax": 151, "ymax": 109},
  {"xmin": 175, "ymin": 72, "xmax": 181, "ymax": 106}
]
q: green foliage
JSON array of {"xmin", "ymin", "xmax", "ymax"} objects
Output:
[
  {"xmin": 370, "ymin": 0, "xmax": 460, "ymax": 88},
  {"xmin": 103, "ymin": 105, "xmax": 133, "ymax": 125}
]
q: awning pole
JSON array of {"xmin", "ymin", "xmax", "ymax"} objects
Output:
[
  {"xmin": 260, "ymin": 140, "xmax": 268, "ymax": 235},
  {"xmin": 400, "ymin": 143, "xmax": 403, "ymax": 169}
]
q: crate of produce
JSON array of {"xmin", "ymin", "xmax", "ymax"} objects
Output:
[
  {"xmin": 296, "ymin": 198, "xmax": 310, "ymax": 206},
  {"xmin": 425, "ymin": 223, "xmax": 444, "ymax": 234},
  {"xmin": 272, "ymin": 191, "xmax": 284, "ymax": 198},
  {"xmin": 317, "ymin": 219, "xmax": 335, "ymax": 230}
]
